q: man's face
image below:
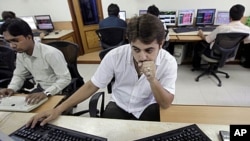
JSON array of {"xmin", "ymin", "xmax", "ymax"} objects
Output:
[
  {"xmin": 131, "ymin": 39, "xmax": 162, "ymax": 64},
  {"xmin": 3, "ymin": 31, "xmax": 32, "ymax": 53}
]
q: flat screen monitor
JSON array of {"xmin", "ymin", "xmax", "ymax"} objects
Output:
[
  {"xmin": 19, "ymin": 16, "xmax": 37, "ymax": 30},
  {"xmin": 119, "ymin": 11, "xmax": 126, "ymax": 21},
  {"xmin": 195, "ymin": 9, "xmax": 216, "ymax": 26},
  {"xmin": 177, "ymin": 9, "xmax": 195, "ymax": 26},
  {"xmin": 214, "ymin": 11, "xmax": 230, "ymax": 25},
  {"xmin": 34, "ymin": 15, "xmax": 54, "ymax": 31},
  {"xmin": 139, "ymin": 10, "xmax": 147, "ymax": 16},
  {"xmin": 159, "ymin": 10, "xmax": 177, "ymax": 26}
]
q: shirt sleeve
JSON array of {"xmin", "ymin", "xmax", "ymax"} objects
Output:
[
  {"xmin": 8, "ymin": 55, "xmax": 30, "ymax": 92},
  {"xmin": 44, "ymin": 50, "xmax": 71, "ymax": 95}
]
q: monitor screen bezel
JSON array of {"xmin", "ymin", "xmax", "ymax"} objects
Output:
[
  {"xmin": 214, "ymin": 11, "xmax": 230, "ymax": 25},
  {"xmin": 195, "ymin": 8, "xmax": 216, "ymax": 26},
  {"xmin": 119, "ymin": 11, "xmax": 126, "ymax": 21},
  {"xmin": 34, "ymin": 15, "xmax": 54, "ymax": 31},
  {"xmin": 139, "ymin": 10, "xmax": 147, "ymax": 16},
  {"xmin": 177, "ymin": 9, "xmax": 195, "ymax": 27},
  {"xmin": 159, "ymin": 10, "xmax": 177, "ymax": 26},
  {"xmin": 19, "ymin": 16, "xmax": 37, "ymax": 30}
]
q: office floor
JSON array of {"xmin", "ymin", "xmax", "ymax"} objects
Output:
[{"xmin": 74, "ymin": 63, "xmax": 250, "ymax": 115}]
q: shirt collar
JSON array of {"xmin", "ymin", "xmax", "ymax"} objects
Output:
[{"xmin": 22, "ymin": 41, "xmax": 41, "ymax": 58}]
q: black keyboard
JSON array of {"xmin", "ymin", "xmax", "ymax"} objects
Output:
[
  {"xmin": 9, "ymin": 122, "xmax": 107, "ymax": 141},
  {"xmin": 198, "ymin": 27, "xmax": 216, "ymax": 32},
  {"xmin": 135, "ymin": 124, "xmax": 211, "ymax": 141},
  {"xmin": 173, "ymin": 27, "xmax": 198, "ymax": 33}
]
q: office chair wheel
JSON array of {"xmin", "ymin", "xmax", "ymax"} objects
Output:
[
  {"xmin": 225, "ymin": 75, "xmax": 230, "ymax": 78},
  {"xmin": 218, "ymin": 83, "xmax": 222, "ymax": 87}
]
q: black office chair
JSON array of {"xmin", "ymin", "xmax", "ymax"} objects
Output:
[
  {"xmin": 46, "ymin": 41, "xmax": 84, "ymax": 97},
  {"xmin": 96, "ymin": 27, "xmax": 127, "ymax": 50},
  {"xmin": 0, "ymin": 45, "xmax": 16, "ymax": 88},
  {"xmin": 195, "ymin": 32, "xmax": 249, "ymax": 87},
  {"xmin": 162, "ymin": 29, "xmax": 170, "ymax": 50}
]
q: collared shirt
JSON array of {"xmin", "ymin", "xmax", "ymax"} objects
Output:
[
  {"xmin": 206, "ymin": 21, "xmax": 250, "ymax": 49},
  {"xmin": 99, "ymin": 16, "xmax": 127, "ymax": 29},
  {"xmin": 8, "ymin": 41, "xmax": 71, "ymax": 95},
  {"xmin": 91, "ymin": 44, "xmax": 177, "ymax": 118}
]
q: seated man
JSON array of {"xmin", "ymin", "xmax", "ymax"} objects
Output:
[
  {"xmin": 0, "ymin": 18, "xmax": 71, "ymax": 104},
  {"xmin": 147, "ymin": 5, "xmax": 170, "ymax": 48},
  {"xmin": 192, "ymin": 4, "xmax": 250, "ymax": 70},
  {"xmin": 99, "ymin": 3, "xmax": 127, "ymax": 28},
  {"xmin": 27, "ymin": 14, "xmax": 177, "ymax": 127}
]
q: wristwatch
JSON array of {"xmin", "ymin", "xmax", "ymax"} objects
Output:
[{"xmin": 43, "ymin": 90, "xmax": 52, "ymax": 97}]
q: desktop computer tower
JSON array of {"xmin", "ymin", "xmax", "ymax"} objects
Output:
[{"xmin": 173, "ymin": 44, "xmax": 187, "ymax": 65}]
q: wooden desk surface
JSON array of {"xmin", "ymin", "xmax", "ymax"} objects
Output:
[
  {"xmin": 0, "ymin": 112, "xmax": 228, "ymax": 141},
  {"xmin": 14, "ymin": 94, "xmax": 64, "ymax": 113},
  {"xmin": 177, "ymin": 35, "xmax": 202, "ymax": 41},
  {"xmin": 42, "ymin": 30, "xmax": 73, "ymax": 39},
  {"xmin": 32, "ymin": 95, "xmax": 64, "ymax": 113},
  {"xmin": 160, "ymin": 105, "xmax": 250, "ymax": 125}
]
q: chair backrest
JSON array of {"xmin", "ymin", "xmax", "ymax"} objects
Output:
[
  {"xmin": 96, "ymin": 27, "xmax": 126, "ymax": 49},
  {"xmin": 0, "ymin": 45, "xmax": 16, "ymax": 75},
  {"xmin": 0, "ymin": 45, "xmax": 16, "ymax": 87},
  {"xmin": 46, "ymin": 41, "xmax": 84, "ymax": 93},
  {"xmin": 210, "ymin": 32, "xmax": 249, "ymax": 67}
]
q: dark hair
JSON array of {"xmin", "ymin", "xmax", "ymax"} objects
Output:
[
  {"xmin": 127, "ymin": 14, "xmax": 165, "ymax": 45},
  {"xmin": 229, "ymin": 4, "xmax": 245, "ymax": 21},
  {"xmin": 1, "ymin": 11, "xmax": 16, "ymax": 21},
  {"xmin": 108, "ymin": 3, "xmax": 120, "ymax": 16},
  {"xmin": 0, "ymin": 18, "xmax": 33, "ymax": 38},
  {"xmin": 147, "ymin": 5, "xmax": 160, "ymax": 17}
]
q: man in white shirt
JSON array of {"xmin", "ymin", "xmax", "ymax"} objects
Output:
[
  {"xmin": 0, "ymin": 18, "xmax": 71, "ymax": 104},
  {"xmin": 27, "ymin": 14, "xmax": 177, "ymax": 127},
  {"xmin": 192, "ymin": 4, "xmax": 250, "ymax": 70}
]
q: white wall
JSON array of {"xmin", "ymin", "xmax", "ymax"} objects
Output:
[
  {"xmin": 0, "ymin": 0, "xmax": 71, "ymax": 21},
  {"xmin": 1, "ymin": 0, "xmax": 250, "ymax": 21}
]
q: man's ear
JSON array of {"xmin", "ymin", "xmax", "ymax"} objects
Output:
[{"xmin": 27, "ymin": 35, "xmax": 33, "ymax": 40}]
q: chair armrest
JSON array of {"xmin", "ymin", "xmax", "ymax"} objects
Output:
[
  {"xmin": 71, "ymin": 91, "xmax": 105, "ymax": 117},
  {"xmin": 89, "ymin": 91, "xmax": 105, "ymax": 117}
]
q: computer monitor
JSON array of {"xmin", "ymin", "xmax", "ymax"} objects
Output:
[
  {"xmin": 214, "ymin": 11, "xmax": 230, "ymax": 25},
  {"xmin": 177, "ymin": 9, "xmax": 195, "ymax": 26},
  {"xmin": 119, "ymin": 11, "xmax": 126, "ymax": 21},
  {"xmin": 139, "ymin": 10, "xmax": 147, "ymax": 16},
  {"xmin": 159, "ymin": 10, "xmax": 177, "ymax": 26},
  {"xmin": 34, "ymin": 15, "xmax": 54, "ymax": 32},
  {"xmin": 195, "ymin": 9, "xmax": 216, "ymax": 26},
  {"xmin": 19, "ymin": 16, "xmax": 37, "ymax": 30}
]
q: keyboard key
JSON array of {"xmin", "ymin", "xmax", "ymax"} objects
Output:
[{"xmin": 135, "ymin": 124, "xmax": 211, "ymax": 141}]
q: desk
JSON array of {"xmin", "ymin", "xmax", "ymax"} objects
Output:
[
  {"xmin": 0, "ymin": 112, "xmax": 228, "ymax": 141},
  {"xmin": 13, "ymin": 94, "xmax": 64, "ymax": 113},
  {"xmin": 160, "ymin": 105, "xmax": 250, "ymax": 125},
  {"xmin": 41, "ymin": 30, "xmax": 75, "ymax": 43}
]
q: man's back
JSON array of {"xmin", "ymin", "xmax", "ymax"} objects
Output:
[{"xmin": 99, "ymin": 16, "xmax": 127, "ymax": 29}]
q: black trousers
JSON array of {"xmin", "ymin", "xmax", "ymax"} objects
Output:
[
  {"xmin": 102, "ymin": 102, "xmax": 160, "ymax": 121},
  {"xmin": 192, "ymin": 41, "xmax": 210, "ymax": 69}
]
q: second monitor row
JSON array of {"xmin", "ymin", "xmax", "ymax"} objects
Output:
[{"xmin": 138, "ymin": 9, "xmax": 230, "ymax": 27}]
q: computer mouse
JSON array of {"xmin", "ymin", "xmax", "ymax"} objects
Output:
[{"xmin": 55, "ymin": 31, "xmax": 59, "ymax": 34}]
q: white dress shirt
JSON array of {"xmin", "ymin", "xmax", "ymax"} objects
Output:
[
  {"xmin": 206, "ymin": 21, "xmax": 250, "ymax": 49},
  {"xmin": 8, "ymin": 41, "xmax": 71, "ymax": 95},
  {"xmin": 91, "ymin": 44, "xmax": 177, "ymax": 118}
]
